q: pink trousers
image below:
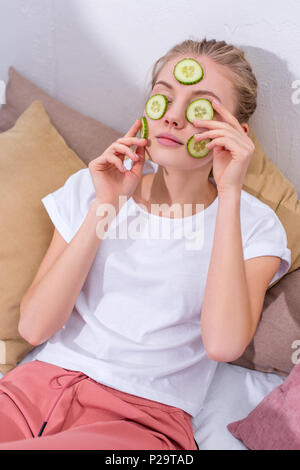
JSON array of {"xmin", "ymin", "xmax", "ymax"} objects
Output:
[{"xmin": 0, "ymin": 360, "xmax": 198, "ymax": 450}]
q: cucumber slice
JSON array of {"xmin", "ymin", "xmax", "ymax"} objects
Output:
[
  {"xmin": 145, "ymin": 94, "xmax": 168, "ymax": 120},
  {"xmin": 187, "ymin": 135, "xmax": 212, "ymax": 158},
  {"xmin": 186, "ymin": 98, "xmax": 214, "ymax": 124},
  {"xmin": 173, "ymin": 58, "xmax": 204, "ymax": 85},
  {"xmin": 139, "ymin": 116, "xmax": 148, "ymax": 139}
]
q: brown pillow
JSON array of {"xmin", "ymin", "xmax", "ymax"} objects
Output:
[
  {"xmin": 0, "ymin": 101, "xmax": 86, "ymax": 375},
  {"xmin": 230, "ymin": 268, "xmax": 300, "ymax": 376},
  {"xmin": 0, "ymin": 66, "xmax": 122, "ymax": 166}
]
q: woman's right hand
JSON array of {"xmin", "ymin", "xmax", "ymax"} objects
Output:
[{"xmin": 88, "ymin": 119, "xmax": 148, "ymax": 204}]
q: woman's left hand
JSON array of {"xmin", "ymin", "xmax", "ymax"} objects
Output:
[{"xmin": 193, "ymin": 99, "xmax": 255, "ymax": 194}]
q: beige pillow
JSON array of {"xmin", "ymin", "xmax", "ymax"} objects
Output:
[
  {"xmin": 0, "ymin": 101, "xmax": 86, "ymax": 375},
  {"xmin": 0, "ymin": 66, "xmax": 122, "ymax": 166}
]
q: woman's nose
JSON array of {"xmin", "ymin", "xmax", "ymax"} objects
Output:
[
  {"xmin": 164, "ymin": 118, "xmax": 179, "ymax": 127},
  {"xmin": 163, "ymin": 111, "xmax": 184, "ymax": 127},
  {"xmin": 162, "ymin": 100, "xmax": 186, "ymax": 127}
]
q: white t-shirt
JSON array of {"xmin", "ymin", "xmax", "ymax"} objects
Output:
[{"xmin": 34, "ymin": 159, "xmax": 291, "ymax": 418}]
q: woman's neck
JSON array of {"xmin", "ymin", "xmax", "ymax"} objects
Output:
[{"xmin": 132, "ymin": 165, "xmax": 218, "ymax": 217}]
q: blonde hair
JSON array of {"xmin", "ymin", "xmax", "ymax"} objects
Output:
[{"xmin": 146, "ymin": 37, "xmax": 258, "ymax": 176}]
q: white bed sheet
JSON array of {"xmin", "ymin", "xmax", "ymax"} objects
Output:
[
  {"xmin": 192, "ymin": 361, "xmax": 284, "ymax": 449},
  {"xmin": 0, "ymin": 346, "xmax": 285, "ymax": 450}
]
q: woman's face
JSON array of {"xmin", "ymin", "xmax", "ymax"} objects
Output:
[{"xmin": 145, "ymin": 55, "xmax": 237, "ymax": 171}]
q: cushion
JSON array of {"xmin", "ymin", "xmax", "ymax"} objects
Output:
[
  {"xmin": 230, "ymin": 267, "xmax": 300, "ymax": 376},
  {"xmin": 0, "ymin": 100, "xmax": 86, "ymax": 375},
  {"xmin": 227, "ymin": 361, "xmax": 300, "ymax": 450},
  {"xmin": 0, "ymin": 66, "xmax": 122, "ymax": 166}
]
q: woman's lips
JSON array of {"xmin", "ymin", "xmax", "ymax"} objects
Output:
[{"xmin": 156, "ymin": 137, "xmax": 183, "ymax": 147}]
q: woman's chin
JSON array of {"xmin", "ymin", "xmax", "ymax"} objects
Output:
[{"xmin": 146, "ymin": 153, "xmax": 214, "ymax": 174}]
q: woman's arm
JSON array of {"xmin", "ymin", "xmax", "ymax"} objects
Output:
[
  {"xmin": 200, "ymin": 189, "xmax": 253, "ymax": 362},
  {"xmin": 195, "ymin": 99, "xmax": 281, "ymax": 363},
  {"xmin": 19, "ymin": 197, "xmax": 118, "ymax": 346},
  {"xmin": 200, "ymin": 189, "xmax": 281, "ymax": 362},
  {"xmin": 201, "ymin": 191, "xmax": 252, "ymax": 361}
]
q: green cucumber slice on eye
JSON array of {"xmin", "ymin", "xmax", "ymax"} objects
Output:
[
  {"xmin": 145, "ymin": 94, "xmax": 168, "ymax": 120},
  {"xmin": 186, "ymin": 98, "xmax": 214, "ymax": 124},
  {"xmin": 173, "ymin": 58, "xmax": 204, "ymax": 85},
  {"xmin": 187, "ymin": 135, "xmax": 212, "ymax": 158}
]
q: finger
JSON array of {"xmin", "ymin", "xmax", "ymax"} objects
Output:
[
  {"xmin": 130, "ymin": 146, "xmax": 145, "ymax": 175},
  {"xmin": 194, "ymin": 129, "xmax": 237, "ymax": 141},
  {"xmin": 205, "ymin": 136, "xmax": 241, "ymax": 153},
  {"xmin": 194, "ymin": 119, "xmax": 234, "ymax": 132},
  {"xmin": 97, "ymin": 154, "xmax": 127, "ymax": 173},
  {"xmin": 117, "ymin": 136, "xmax": 148, "ymax": 146},
  {"xmin": 193, "ymin": 119, "xmax": 245, "ymax": 142},
  {"xmin": 135, "ymin": 141, "xmax": 145, "ymax": 160},
  {"xmin": 128, "ymin": 140, "xmax": 145, "ymax": 169},
  {"xmin": 207, "ymin": 100, "xmax": 244, "ymax": 133},
  {"xmin": 211, "ymin": 100, "xmax": 242, "ymax": 132},
  {"xmin": 110, "ymin": 155, "xmax": 127, "ymax": 173},
  {"xmin": 112, "ymin": 143, "xmax": 140, "ymax": 162},
  {"xmin": 124, "ymin": 119, "xmax": 142, "ymax": 138}
]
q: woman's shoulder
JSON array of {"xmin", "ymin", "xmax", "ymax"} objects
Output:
[
  {"xmin": 64, "ymin": 167, "xmax": 92, "ymax": 188},
  {"xmin": 60, "ymin": 167, "xmax": 97, "ymax": 210},
  {"xmin": 240, "ymin": 189, "xmax": 276, "ymax": 217},
  {"xmin": 239, "ymin": 189, "xmax": 286, "ymax": 238}
]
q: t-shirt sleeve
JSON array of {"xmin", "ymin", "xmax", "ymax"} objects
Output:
[
  {"xmin": 41, "ymin": 168, "xmax": 95, "ymax": 243},
  {"xmin": 243, "ymin": 209, "xmax": 291, "ymax": 286}
]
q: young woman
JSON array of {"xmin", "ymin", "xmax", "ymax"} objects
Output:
[{"xmin": 0, "ymin": 38, "xmax": 291, "ymax": 450}]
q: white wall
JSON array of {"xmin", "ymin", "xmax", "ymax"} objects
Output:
[{"xmin": 0, "ymin": 0, "xmax": 300, "ymax": 194}]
